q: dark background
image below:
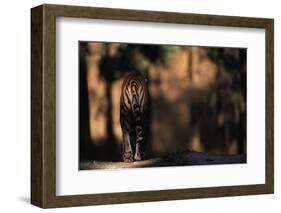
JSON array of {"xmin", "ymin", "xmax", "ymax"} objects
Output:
[{"xmin": 79, "ymin": 42, "xmax": 247, "ymax": 162}]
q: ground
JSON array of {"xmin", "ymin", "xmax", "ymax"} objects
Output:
[{"xmin": 80, "ymin": 150, "xmax": 246, "ymax": 170}]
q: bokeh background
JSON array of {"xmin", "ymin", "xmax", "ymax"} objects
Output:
[{"xmin": 79, "ymin": 42, "xmax": 246, "ymax": 162}]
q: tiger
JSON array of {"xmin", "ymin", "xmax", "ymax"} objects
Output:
[{"xmin": 120, "ymin": 72, "xmax": 150, "ymax": 162}]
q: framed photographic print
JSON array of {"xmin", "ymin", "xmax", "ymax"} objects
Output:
[{"xmin": 31, "ymin": 4, "xmax": 274, "ymax": 208}]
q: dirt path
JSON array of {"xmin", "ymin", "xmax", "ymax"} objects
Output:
[{"xmin": 80, "ymin": 150, "xmax": 246, "ymax": 170}]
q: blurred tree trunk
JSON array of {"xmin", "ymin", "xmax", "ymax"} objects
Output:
[
  {"xmin": 188, "ymin": 48, "xmax": 193, "ymax": 81},
  {"xmin": 79, "ymin": 43, "xmax": 91, "ymax": 160},
  {"xmin": 100, "ymin": 44, "xmax": 117, "ymax": 159},
  {"xmin": 106, "ymin": 81, "xmax": 115, "ymax": 144}
]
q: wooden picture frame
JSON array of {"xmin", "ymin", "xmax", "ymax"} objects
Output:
[{"xmin": 31, "ymin": 4, "xmax": 274, "ymax": 208}]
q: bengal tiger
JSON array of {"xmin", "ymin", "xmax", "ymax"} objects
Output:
[{"xmin": 120, "ymin": 72, "xmax": 150, "ymax": 162}]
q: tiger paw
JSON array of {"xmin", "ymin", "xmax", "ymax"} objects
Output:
[
  {"xmin": 134, "ymin": 152, "xmax": 142, "ymax": 161},
  {"xmin": 123, "ymin": 151, "xmax": 134, "ymax": 162}
]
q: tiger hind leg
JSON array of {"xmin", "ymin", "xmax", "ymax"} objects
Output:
[
  {"xmin": 122, "ymin": 128, "xmax": 134, "ymax": 162},
  {"xmin": 134, "ymin": 125, "xmax": 143, "ymax": 161}
]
